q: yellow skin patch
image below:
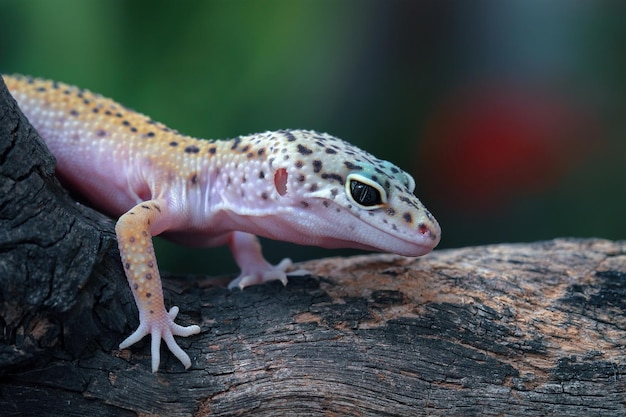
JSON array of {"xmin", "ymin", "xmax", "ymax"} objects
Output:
[{"xmin": 4, "ymin": 74, "xmax": 441, "ymax": 372}]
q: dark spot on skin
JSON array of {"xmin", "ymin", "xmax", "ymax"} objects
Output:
[
  {"xmin": 125, "ymin": 263, "xmax": 130, "ymax": 269},
  {"xmin": 261, "ymin": 192, "xmax": 269, "ymax": 200},
  {"xmin": 146, "ymin": 132, "xmax": 155, "ymax": 137},
  {"xmin": 330, "ymin": 188, "xmax": 339, "ymax": 197},
  {"xmin": 344, "ymin": 161, "xmax": 363, "ymax": 170},
  {"xmin": 268, "ymin": 158, "xmax": 275, "ymax": 168},
  {"xmin": 323, "ymin": 201, "xmax": 330, "ymax": 207},
  {"xmin": 96, "ymin": 129, "xmax": 107, "ymax": 137},
  {"xmin": 146, "ymin": 273, "xmax": 152, "ymax": 280},
  {"xmin": 208, "ymin": 147, "xmax": 216, "ymax": 154},
  {"xmin": 313, "ymin": 160, "xmax": 322, "ymax": 173},
  {"xmin": 386, "ymin": 208, "xmax": 396, "ymax": 216},
  {"xmin": 64, "ymin": 90, "xmax": 71, "ymax": 95},
  {"xmin": 142, "ymin": 231, "xmax": 148, "ymax": 237},
  {"xmin": 231, "ymin": 137, "xmax": 241, "ymax": 150},
  {"xmin": 295, "ymin": 160, "xmax": 304, "ymax": 169},
  {"xmin": 122, "ymin": 120, "xmax": 130, "ymax": 126},
  {"xmin": 284, "ymin": 131, "xmax": 297, "ymax": 142},
  {"xmin": 133, "ymin": 283, "xmax": 139, "ymax": 290},
  {"xmin": 372, "ymin": 175, "xmax": 379, "ymax": 182},
  {"xmin": 148, "ymin": 261, "xmax": 153, "ymax": 267},
  {"xmin": 83, "ymin": 99, "xmax": 90, "ymax": 105},
  {"xmin": 390, "ymin": 167, "xmax": 399, "ymax": 174},
  {"xmin": 70, "ymin": 110, "xmax": 79, "ymax": 117},
  {"xmin": 403, "ymin": 212, "xmax": 413, "ymax": 223},
  {"xmin": 115, "ymin": 112, "xmax": 122, "ymax": 117},
  {"xmin": 283, "ymin": 155, "xmax": 290, "ymax": 161},
  {"xmin": 129, "ymin": 237, "xmax": 135, "ymax": 243},
  {"xmin": 385, "ymin": 180, "xmax": 391, "ymax": 189},
  {"xmin": 241, "ymin": 145, "xmax": 250, "ymax": 153},
  {"xmin": 374, "ymin": 168, "xmax": 385, "ymax": 175},
  {"xmin": 185, "ymin": 145, "xmax": 200, "ymax": 154},
  {"xmin": 399, "ymin": 196, "xmax": 420, "ymax": 210},
  {"xmin": 170, "ymin": 141, "xmax": 178, "ymax": 147},
  {"xmin": 325, "ymin": 148, "xmax": 337, "ymax": 155},
  {"xmin": 297, "ymin": 144, "xmax": 313, "ymax": 155},
  {"xmin": 392, "ymin": 224, "xmax": 398, "ymax": 231},
  {"xmin": 146, "ymin": 293, "xmax": 152, "ymax": 298},
  {"xmin": 336, "ymin": 208, "xmax": 341, "ymax": 213},
  {"xmin": 247, "ymin": 152, "xmax": 254, "ymax": 158},
  {"xmin": 298, "ymin": 174, "xmax": 305, "ymax": 182},
  {"xmin": 141, "ymin": 205, "xmax": 150, "ymax": 209},
  {"xmin": 301, "ymin": 201, "xmax": 310, "ymax": 208},
  {"xmin": 92, "ymin": 108, "xmax": 99, "ymax": 113},
  {"xmin": 258, "ymin": 148, "xmax": 265, "ymax": 156},
  {"xmin": 153, "ymin": 204, "xmax": 161, "ymax": 212},
  {"xmin": 321, "ymin": 173, "xmax": 344, "ymax": 185},
  {"xmin": 130, "ymin": 127, "xmax": 138, "ymax": 133},
  {"xmin": 259, "ymin": 171, "xmax": 265, "ymax": 179},
  {"xmin": 105, "ymin": 110, "xmax": 112, "ymax": 116},
  {"xmin": 190, "ymin": 174, "xmax": 198, "ymax": 184},
  {"xmin": 309, "ymin": 184, "xmax": 318, "ymax": 192},
  {"xmin": 36, "ymin": 86, "xmax": 46, "ymax": 92}
]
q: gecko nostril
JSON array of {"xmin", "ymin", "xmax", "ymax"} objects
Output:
[{"xmin": 417, "ymin": 223, "xmax": 431, "ymax": 236}]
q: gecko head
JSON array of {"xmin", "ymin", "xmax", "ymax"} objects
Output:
[{"xmin": 262, "ymin": 130, "xmax": 441, "ymax": 257}]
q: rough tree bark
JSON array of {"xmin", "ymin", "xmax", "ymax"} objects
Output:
[{"xmin": 1, "ymin": 75, "xmax": 625, "ymax": 416}]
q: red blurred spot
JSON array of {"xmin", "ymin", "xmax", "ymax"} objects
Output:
[{"xmin": 417, "ymin": 83, "xmax": 602, "ymax": 211}]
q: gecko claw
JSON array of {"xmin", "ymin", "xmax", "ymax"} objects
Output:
[
  {"xmin": 228, "ymin": 258, "xmax": 308, "ymax": 290},
  {"xmin": 119, "ymin": 305, "xmax": 201, "ymax": 372}
]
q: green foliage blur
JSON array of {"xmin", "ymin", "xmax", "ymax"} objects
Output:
[{"xmin": 1, "ymin": 1, "xmax": 624, "ymax": 276}]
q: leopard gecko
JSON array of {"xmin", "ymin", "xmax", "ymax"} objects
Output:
[{"xmin": 3, "ymin": 74, "xmax": 441, "ymax": 372}]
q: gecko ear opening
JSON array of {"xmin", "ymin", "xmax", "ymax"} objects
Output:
[{"xmin": 274, "ymin": 168, "xmax": 288, "ymax": 196}]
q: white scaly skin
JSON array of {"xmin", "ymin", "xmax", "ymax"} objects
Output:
[{"xmin": 4, "ymin": 74, "xmax": 441, "ymax": 372}]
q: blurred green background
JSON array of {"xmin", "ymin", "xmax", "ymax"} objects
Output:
[{"xmin": 1, "ymin": 0, "xmax": 624, "ymax": 276}]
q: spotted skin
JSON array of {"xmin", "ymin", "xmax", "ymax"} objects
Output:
[{"xmin": 4, "ymin": 74, "xmax": 441, "ymax": 372}]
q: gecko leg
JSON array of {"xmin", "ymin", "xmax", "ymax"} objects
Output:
[
  {"xmin": 116, "ymin": 199, "xmax": 200, "ymax": 372},
  {"xmin": 227, "ymin": 231, "xmax": 307, "ymax": 290}
]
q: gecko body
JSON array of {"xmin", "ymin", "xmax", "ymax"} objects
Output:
[{"xmin": 4, "ymin": 74, "xmax": 441, "ymax": 372}]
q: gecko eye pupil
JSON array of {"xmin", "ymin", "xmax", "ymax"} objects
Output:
[{"xmin": 350, "ymin": 179, "xmax": 382, "ymax": 207}]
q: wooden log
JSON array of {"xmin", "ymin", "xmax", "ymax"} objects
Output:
[{"xmin": 1, "ymin": 75, "xmax": 625, "ymax": 416}]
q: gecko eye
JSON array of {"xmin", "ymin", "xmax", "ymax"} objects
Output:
[{"xmin": 346, "ymin": 174, "xmax": 386, "ymax": 209}]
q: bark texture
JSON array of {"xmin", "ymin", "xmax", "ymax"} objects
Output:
[{"xmin": 1, "ymin": 76, "xmax": 625, "ymax": 416}]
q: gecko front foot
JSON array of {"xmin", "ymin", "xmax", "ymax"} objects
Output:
[{"xmin": 119, "ymin": 306, "xmax": 201, "ymax": 373}]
